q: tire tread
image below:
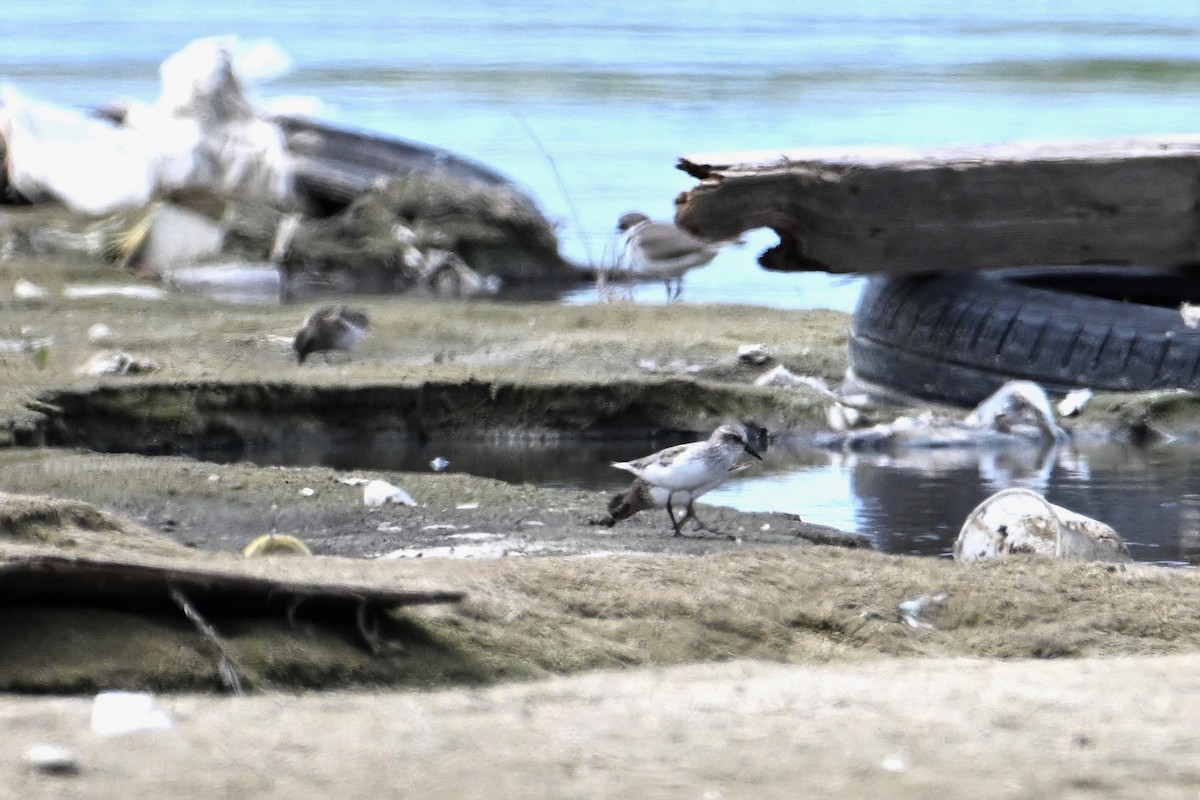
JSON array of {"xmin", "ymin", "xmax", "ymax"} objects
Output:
[{"xmin": 850, "ymin": 272, "xmax": 1200, "ymax": 404}]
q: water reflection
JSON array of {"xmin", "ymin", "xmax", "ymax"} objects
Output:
[
  {"xmin": 233, "ymin": 433, "xmax": 1200, "ymax": 565},
  {"xmin": 709, "ymin": 440, "xmax": 1200, "ymax": 565}
]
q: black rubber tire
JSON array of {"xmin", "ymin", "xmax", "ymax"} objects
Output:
[{"xmin": 849, "ymin": 268, "xmax": 1200, "ymax": 406}]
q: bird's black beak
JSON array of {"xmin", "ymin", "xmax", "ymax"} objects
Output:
[{"xmin": 744, "ymin": 444, "xmax": 763, "ymax": 460}]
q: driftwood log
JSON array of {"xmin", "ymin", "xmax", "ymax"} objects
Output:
[{"xmin": 674, "ymin": 137, "xmax": 1200, "ymax": 275}]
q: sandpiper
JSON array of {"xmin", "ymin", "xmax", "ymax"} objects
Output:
[
  {"xmin": 606, "ymin": 462, "xmax": 754, "ymax": 533},
  {"xmin": 616, "ymin": 211, "xmax": 723, "ymax": 300},
  {"xmin": 611, "ymin": 424, "xmax": 762, "ymax": 536},
  {"xmin": 293, "ymin": 305, "xmax": 370, "ymax": 364}
]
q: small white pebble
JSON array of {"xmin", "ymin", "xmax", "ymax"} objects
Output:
[
  {"xmin": 299, "ymin": 487, "xmax": 316, "ymax": 497},
  {"xmin": 87, "ymin": 323, "xmax": 114, "ymax": 344},
  {"xmin": 880, "ymin": 755, "xmax": 908, "ymax": 773},
  {"xmin": 456, "ymin": 502, "xmax": 480, "ymax": 510},
  {"xmin": 14, "ymin": 278, "xmax": 50, "ymax": 304},
  {"xmin": 208, "ymin": 474, "xmax": 221, "ymax": 482},
  {"xmin": 760, "ymin": 524, "xmax": 771, "ymax": 531},
  {"xmin": 24, "ymin": 744, "xmax": 79, "ymax": 775}
]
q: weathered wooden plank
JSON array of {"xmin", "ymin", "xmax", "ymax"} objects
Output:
[
  {"xmin": 0, "ymin": 553, "xmax": 466, "ymax": 614},
  {"xmin": 674, "ymin": 137, "xmax": 1200, "ymax": 275}
]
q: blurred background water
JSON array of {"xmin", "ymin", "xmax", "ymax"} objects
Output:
[
  {"xmin": 7, "ymin": 1, "xmax": 1200, "ymax": 309},
  {"xmin": 6, "ymin": 1, "xmax": 1200, "ymax": 560}
]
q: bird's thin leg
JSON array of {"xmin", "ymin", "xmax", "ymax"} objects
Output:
[
  {"xmin": 665, "ymin": 499, "xmax": 684, "ymax": 537},
  {"xmin": 687, "ymin": 501, "xmax": 716, "ymax": 533},
  {"xmin": 671, "ymin": 279, "xmax": 683, "ymax": 300},
  {"xmin": 662, "ymin": 279, "xmax": 673, "ymax": 301},
  {"xmin": 674, "ymin": 507, "xmax": 695, "ymax": 530}
]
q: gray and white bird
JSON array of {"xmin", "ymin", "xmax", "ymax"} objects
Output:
[
  {"xmin": 611, "ymin": 424, "xmax": 762, "ymax": 536},
  {"xmin": 616, "ymin": 211, "xmax": 724, "ymax": 300},
  {"xmin": 606, "ymin": 462, "xmax": 755, "ymax": 533},
  {"xmin": 292, "ymin": 305, "xmax": 370, "ymax": 364}
]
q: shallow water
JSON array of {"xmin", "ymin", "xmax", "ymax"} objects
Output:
[{"xmin": 232, "ymin": 433, "xmax": 1200, "ymax": 565}]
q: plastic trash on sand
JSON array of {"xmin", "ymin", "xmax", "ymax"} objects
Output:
[
  {"xmin": 363, "ymin": 479, "xmax": 418, "ymax": 508},
  {"xmin": 819, "ymin": 379, "xmax": 1066, "ymax": 450},
  {"xmin": 963, "ymin": 380, "xmax": 1064, "ymax": 441},
  {"xmin": 953, "ymin": 487, "xmax": 1131, "ymax": 563},
  {"xmin": 90, "ymin": 691, "xmax": 173, "ymax": 736},
  {"xmin": 1, "ymin": 36, "xmax": 294, "ymax": 216}
]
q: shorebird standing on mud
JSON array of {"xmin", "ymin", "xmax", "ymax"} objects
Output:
[
  {"xmin": 606, "ymin": 462, "xmax": 754, "ymax": 533},
  {"xmin": 616, "ymin": 211, "xmax": 726, "ymax": 300},
  {"xmin": 293, "ymin": 305, "xmax": 370, "ymax": 364},
  {"xmin": 611, "ymin": 424, "xmax": 762, "ymax": 536}
]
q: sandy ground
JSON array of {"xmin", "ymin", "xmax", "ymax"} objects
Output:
[
  {"xmin": 6, "ymin": 654, "xmax": 1200, "ymax": 799},
  {"xmin": 5, "ymin": 260, "xmax": 1200, "ymax": 797}
]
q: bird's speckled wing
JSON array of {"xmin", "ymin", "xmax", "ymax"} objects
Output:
[
  {"xmin": 612, "ymin": 442, "xmax": 689, "ymax": 475},
  {"xmin": 612, "ymin": 441, "xmax": 717, "ymax": 490}
]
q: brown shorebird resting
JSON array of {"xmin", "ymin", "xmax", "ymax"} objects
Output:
[
  {"xmin": 610, "ymin": 424, "xmax": 762, "ymax": 536},
  {"xmin": 616, "ymin": 211, "xmax": 724, "ymax": 300},
  {"xmin": 292, "ymin": 305, "xmax": 370, "ymax": 364}
]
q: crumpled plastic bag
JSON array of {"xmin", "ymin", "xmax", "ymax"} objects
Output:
[{"xmin": 1, "ymin": 36, "xmax": 294, "ymax": 216}]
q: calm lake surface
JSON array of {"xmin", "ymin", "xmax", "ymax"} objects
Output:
[{"xmin": 6, "ymin": 2, "xmax": 1200, "ymax": 560}]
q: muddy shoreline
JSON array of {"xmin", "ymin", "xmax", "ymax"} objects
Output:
[{"xmin": 7, "ymin": 258, "xmax": 1200, "ymax": 796}]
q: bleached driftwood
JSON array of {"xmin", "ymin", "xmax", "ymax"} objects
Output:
[{"xmin": 675, "ymin": 137, "xmax": 1200, "ymax": 275}]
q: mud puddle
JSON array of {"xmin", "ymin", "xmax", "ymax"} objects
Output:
[{"xmin": 163, "ymin": 432, "xmax": 1200, "ymax": 565}]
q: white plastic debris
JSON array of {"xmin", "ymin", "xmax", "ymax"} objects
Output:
[
  {"xmin": 429, "ymin": 456, "xmax": 450, "ymax": 472},
  {"xmin": 166, "ymin": 262, "xmax": 283, "ymax": 304},
  {"xmin": 0, "ymin": 334, "xmax": 53, "ymax": 353},
  {"xmin": 737, "ymin": 343, "xmax": 771, "ymax": 365},
  {"xmin": 754, "ymin": 364, "xmax": 807, "ymax": 387},
  {"xmin": 898, "ymin": 593, "xmax": 947, "ymax": 630},
  {"xmin": 963, "ymin": 380, "xmax": 1062, "ymax": 441},
  {"xmin": 753, "ymin": 366, "xmax": 845, "ymax": 401},
  {"xmin": 62, "ymin": 285, "xmax": 169, "ymax": 301},
  {"xmin": 2, "ymin": 36, "xmax": 294, "ymax": 216},
  {"xmin": 954, "ymin": 487, "xmax": 1131, "ymax": 563},
  {"xmin": 24, "ymin": 743, "xmax": 79, "ymax": 775},
  {"xmin": 456, "ymin": 502, "xmax": 480, "ymax": 510},
  {"xmin": 13, "ymin": 279, "xmax": 50, "ymax": 304},
  {"xmin": 1181, "ymin": 301, "xmax": 1200, "ymax": 328},
  {"xmin": 86, "ymin": 323, "xmax": 114, "ymax": 344},
  {"xmin": 1057, "ymin": 388, "xmax": 1093, "ymax": 418},
  {"xmin": 90, "ymin": 691, "xmax": 172, "ymax": 736},
  {"xmin": 363, "ymin": 479, "xmax": 417, "ymax": 507},
  {"xmin": 825, "ymin": 380, "xmax": 1065, "ymax": 451},
  {"xmin": 76, "ymin": 350, "xmax": 158, "ymax": 376},
  {"xmin": 826, "ymin": 402, "xmax": 862, "ymax": 432}
]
